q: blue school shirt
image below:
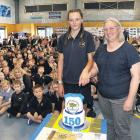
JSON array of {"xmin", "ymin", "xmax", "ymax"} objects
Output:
[{"xmin": 0, "ymin": 88, "xmax": 13, "ymax": 102}]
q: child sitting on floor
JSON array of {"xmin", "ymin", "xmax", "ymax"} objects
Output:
[
  {"xmin": 0, "ymin": 80, "xmax": 14, "ymax": 115},
  {"xmin": 27, "ymin": 84, "xmax": 52, "ymax": 124},
  {"xmin": 33, "ymin": 66, "xmax": 52, "ymax": 93},
  {"xmin": 46, "ymin": 80, "xmax": 63, "ymax": 114},
  {"xmin": 7, "ymin": 80, "xmax": 28, "ymax": 118}
]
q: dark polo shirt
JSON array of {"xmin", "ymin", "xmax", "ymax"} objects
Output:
[
  {"xmin": 94, "ymin": 42, "xmax": 140, "ymax": 99},
  {"xmin": 57, "ymin": 30, "xmax": 95, "ymax": 84}
]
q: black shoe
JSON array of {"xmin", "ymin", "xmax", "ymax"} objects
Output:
[
  {"xmin": 27, "ymin": 119, "xmax": 33, "ymax": 125},
  {"xmin": 136, "ymin": 104, "xmax": 140, "ymax": 113},
  {"xmin": 87, "ymin": 109, "xmax": 96, "ymax": 118}
]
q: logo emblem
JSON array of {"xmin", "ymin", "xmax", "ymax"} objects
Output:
[
  {"xmin": 80, "ymin": 41, "xmax": 85, "ymax": 48},
  {"xmin": 66, "ymin": 100, "xmax": 79, "ymax": 114}
]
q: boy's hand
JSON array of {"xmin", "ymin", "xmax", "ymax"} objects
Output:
[
  {"xmin": 34, "ymin": 112, "xmax": 38, "ymax": 120},
  {"xmin": 38, "ymin": 115, "xmax": 43, "ymax": 120}
]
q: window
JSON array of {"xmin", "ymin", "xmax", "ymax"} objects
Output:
[
  {"xmin": 37, "ymin": 27, "xmax": 53, "ymax": 38},
  {"xmin": 0, "ymin": 27, "xmax": 5, "ymax": 43},
  {"xmin": 37, "ymin": 27, "xmax": 46, "ymax": 38},
  {"xmin": 100, "ymin": 2, "xmax": 117, "ymax": 9},
  {"xmin": 84, "ymin": 3, "xmax": 99, "ymax": 9},
  {"xmin": 53, "ymin": 4, "xmax": 67, "ymax": 11},
  {"xmin": 84, "ymin": 1, "xmax": 135, "ymax": 10},
  {"xmin": 25, "ymin": 6, "xmax": 38, "ymax": 13},
  {"xmin": 118, "ymin": 1, "xmax": 135, "ymax": 9},
  {"xmin": 25, "ymin": 3, "xmax": 68, "ymax": 13},
  {"xmin": 38, "ymin": 5, "xmax": 52, "ymax": 12},
  {"xmin": 46, "ymin": 27, "xmax": 53, "ymax": 37}
]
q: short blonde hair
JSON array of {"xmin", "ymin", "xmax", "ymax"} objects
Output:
[
  {"xmin": 1, "ymin": 80, "xmax": 10, "ymax": 86},
  {"xmin": 104, "ymin": 17, "xmax": 125, "ymax": 42}
]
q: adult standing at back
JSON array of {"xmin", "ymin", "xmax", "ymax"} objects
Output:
[
  {"xmin": 57, "ymin": 9, "xmax": 96, "ymax": 117},
  {"xmin": 89, "ymin": 17, "xmax": 140, "ymax": 140}
]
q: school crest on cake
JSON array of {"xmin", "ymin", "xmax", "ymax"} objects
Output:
[
  {"xmin": 66, "ymin": 100, "xmax": 79, "ymax": 114},
  {"xmin": 61, "ymin": 93, "xmax": 86, "ymax": 130}
]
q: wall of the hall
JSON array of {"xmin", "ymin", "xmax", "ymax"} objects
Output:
[
  {"xmin": 18, "ymin": 0, "xmax": 140, "ymax": 23},
  {"xmin": 78, "ymin": 0, "xmax": 140, "ymax": 21},
  {"xmin": 0, "ymin": 0, "xmax": 15, "ymax": 24},
  {"xmin": 0, "ymin": 24, "xmax": 15, "ymax": 36},
  {"xmin": 3, "ymin": 21, "xmax": 140, "ymax": 37},
  {"xmin": 1, "ymin": 0, "xmax": 140, "ymax": 36},
  {"xmin": 0, "ymin": 23, "xmax": 34, "ymax": 36},
  {"xmin": 19, "ymin": 0, "xmax": 74, "ymax": 23},
  {"xmin": 0, "ymin": 0, "xmax": 140, "ymax": 24}
]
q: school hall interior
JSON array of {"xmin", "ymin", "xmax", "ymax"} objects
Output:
[{"xmin": 0, "ymin": 0, "xmax": 140, "ymax": 140}]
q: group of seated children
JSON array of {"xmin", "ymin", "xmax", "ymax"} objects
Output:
[
  {"xmin": 0, "ymin": 35, "xmax": 62, "ymax": 125},
  {"xmin": 0, "ymin": 79, "xmax": 62, "ymax": 125}
]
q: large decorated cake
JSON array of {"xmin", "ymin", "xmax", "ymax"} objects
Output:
[
  {"xmin": 31, "ymin": 94, "xmax": 107, "ymax": 140},
  {"xmin": 62, "ymin": 93, "xmax": 85, "ymax": 130}
]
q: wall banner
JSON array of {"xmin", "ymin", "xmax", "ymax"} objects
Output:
[
  {"xmin": 0, "ymin": 5, "xmax": 11, "ymax": 17},
  {"xmin": 49, "ymin": 12, "xmax": 61, "ymax": 19}
]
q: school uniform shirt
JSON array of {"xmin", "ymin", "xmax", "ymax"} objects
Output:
[
  {"xmin": 27, "ymin": 94, "xmax": 52, "ymax": 117},
  {"xmin": 30, "ymin": 65, "xmax": 38, "ymax": 77},
  {"xmin": 4, "ymin": 74, "xmax": 12, "ymax": 82},
  {"xmin": 45, "ymin": 91, "xmax": 62, "ymax": 112},
  {"xmin": 33, "ymin": 74, "xmax": 52, "ymax": 86},
  {"xmin": 11, "ymin": 91, "xmax": 28, "ymax": 113},
  {"xmin": 36, "ymin": 59, "xmax": 52, "ymax": 75},
  {"xmin": 0, "ymin": 88, "xmax": 14, "ymax": 102},
  {"xmin": 94, "ymin": 42, "xmax": 140, "ymax": 99},
  {"xmin": 57, "ymin": 30, "xmax": 95, "ymax": 84}
]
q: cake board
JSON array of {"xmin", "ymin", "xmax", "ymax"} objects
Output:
[{"xmin": 31, "ymin": 113, "xmax": 107, "ymax": 140}]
